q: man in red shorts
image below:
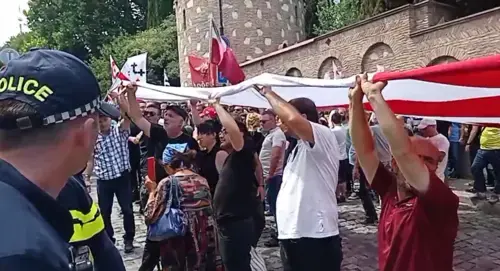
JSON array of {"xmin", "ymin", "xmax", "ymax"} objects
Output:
[{"xmin": 349, "ymin": 74, "xmax": 459, "ymax": 271}]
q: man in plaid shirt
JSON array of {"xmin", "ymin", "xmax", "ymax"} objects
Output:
[{"xmin": 84, "ymin": 98, "xmax": 136, "ymax": 253}]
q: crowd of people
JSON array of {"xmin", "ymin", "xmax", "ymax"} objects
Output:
[{"xmin": 1, "ymin": 48, "xmax": 500, "ymax": 271}]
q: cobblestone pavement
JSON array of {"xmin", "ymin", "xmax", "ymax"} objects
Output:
[{"xmin": 91, "ymin": 187, "xmax": 500, "ymax": 271}]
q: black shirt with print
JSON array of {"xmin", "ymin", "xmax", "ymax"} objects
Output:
[
  {"xmin": 148, "ymin": 124, "xmax": 200, "ymax": 180},
  {"xmin": 149, "ymin": 124, "xmax": 200, "ymax": 161},
  {"xmin": 213, "ymin": 138, "xmax": 258, "ymax": 223}
]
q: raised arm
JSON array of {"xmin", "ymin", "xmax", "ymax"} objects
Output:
[
  {"xmin": 361, "ymin": 74, "xmax": 430, "ymax": 193},
  {"xmin": 189, "ymin": 100, "xmax": 203, "ymax": 126},
  {"xmin": 124, "ymin": 83, "xmax": 152, "ymax": 137},
  {"xmin": 259, "ymin": 86, "xmax": 314, "ymax": 143},
  {"xmin": 116, "ymin": 91, "xmax": 131, "ymax": 132},
  {"xmin": 349, "ymin": 77, "xmax": 379, "ymax": 184},
  {"xmin": 214, "ymin": 102, "xmax": 244, "ymax": 151}
]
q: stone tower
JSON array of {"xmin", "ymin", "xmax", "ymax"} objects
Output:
[{"xmin": 175, "ymin": 0, "xmax": 307, "ymax": 86}]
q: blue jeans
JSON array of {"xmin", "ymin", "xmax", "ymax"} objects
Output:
[
  {"xmin": 472, "ymin": 149, "xmax": 500, "ymax": 193},
  {"xmin": 266, "ymin": 175, "xmax": 282, "ymax": 217},
  {"xmin": 97, "ymin": 172, "xmax": 136, "ymax": 242}
]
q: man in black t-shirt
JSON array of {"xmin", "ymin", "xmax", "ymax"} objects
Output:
[{"xmin": 124, "ymin": 85, "xmax": 200, "ymax": 271}]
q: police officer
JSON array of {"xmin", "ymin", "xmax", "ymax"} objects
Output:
[
  {"xmin": 0, "ymin": 49, "xmax": 117, "ymax": 270},
  {"xmin": 58, "ymin": 174, "xmax": 126, "ymax": 271}
]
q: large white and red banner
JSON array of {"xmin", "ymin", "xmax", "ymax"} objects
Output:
[{"xmin": 135, "ymin": 54, "xmax": 500, "ymax": 124}]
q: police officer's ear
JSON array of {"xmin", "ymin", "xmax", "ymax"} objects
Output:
[{"xmin": 74, "ymin": 116, "xmax": 99, "ymax": 154}]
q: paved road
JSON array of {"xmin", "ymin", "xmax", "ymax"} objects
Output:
[{"xmin": 92, "ymin": 189, "xmax": 500, "ymax": 271}]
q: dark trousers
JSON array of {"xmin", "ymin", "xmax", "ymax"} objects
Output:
[
  {"xmin": 359, "ymin": 170, "xmax": 377, "ymax": 219},
  {"xmin": 280, "ymin": 235, "xmax": 343, "ymax": 271},
  {"xmin": 448, "ymin": 141, "xmax": 461, "ymax": 177},
  {"xmin": 138, "ymin": 240, "xmax": 161, "ymax": 271},
  {"xmin": 346, "ymin": 163, "xmax": 354, "ymax": 193},
  {"xmin": 97, "ymin": 172, "xmax": 135, "ymax": 242},
  {"xmin": 217, "ymin": 217, "xmax": 255, "ymax": 271},
  {"xmin": 253, "ymin": 200, "xmax": 265, "ymax": 246},
  {"xmin": 130, "ymin": 158, "xmax": 141, "ymax": 201},
  {"xmin": 472, "ymin": 149, "xmax": 500, "ymax": 193}
]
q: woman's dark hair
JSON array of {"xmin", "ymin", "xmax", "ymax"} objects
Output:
[
  {"xmin": 289, "ymin": 97, "xmax": 319, "ymax": 123},
  {"xmin": 330, "ymin": 111, "xmax": 342, "ymax": 125},
  {"xmin": 234, "ymin": 119, "xmax": 249, "ymax": 136},
  {"xmin": 169, "ymin": 150, "xmax": 197, "ymax": 170},
  {"xmin": 198, "ymin": 119, "xmax": 222, "ymax": 135}
]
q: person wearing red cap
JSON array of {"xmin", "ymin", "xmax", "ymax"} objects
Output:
[{"xmin": 200, "ymin": 107, "xmax": 217, "ymax": 121}]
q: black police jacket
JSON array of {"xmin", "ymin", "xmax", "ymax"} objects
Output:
[
  {"xmin": 0, "ymin": 159, "xmax": 73, "ymax": 270},
  {"xmin": 57, "ymin": 175, "xmax": 126, "ymax": 271}
]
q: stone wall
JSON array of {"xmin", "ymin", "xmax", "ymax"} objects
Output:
[
  {"xmin": 241, "ymin": 1, "xmax": 500, "ymax": 79},
  {"xmin": 175, "ymin": 0, "xmax": 306, "ymax": 86}
]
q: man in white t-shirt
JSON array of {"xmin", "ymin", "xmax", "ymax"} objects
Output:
[
  {"xmin": 256, "ymin": 86, "xmax": 342, "ymax": 271},
  {"xmin": 331, "ymin": 110, "xmax": 349, "ymax": 202},
  {"xmin": 418, "ymin": 118, "xmax": 450, "ymax": 181}
]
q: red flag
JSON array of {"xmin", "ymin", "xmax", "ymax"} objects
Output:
[
  {"xmin": 218, "ymin": 47, "xmax": 245, "ymax": 85},
  {"xmin": 188, "ymin": 55, "xmax": 217, "ymax": 87}
]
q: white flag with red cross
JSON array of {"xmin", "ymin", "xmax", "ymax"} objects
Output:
[{"xmin": 108, "ymin": 53, "xmax": 148, "ymax": 94}]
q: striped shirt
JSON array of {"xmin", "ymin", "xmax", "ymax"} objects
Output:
[{"xmin": 93, "ymin": 124, "xmax": 130, "ymax": 180}]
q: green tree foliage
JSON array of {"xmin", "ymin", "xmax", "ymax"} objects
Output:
[
  {"xmin": 90, "ymin": 16, "xmax": 179, "ymax": 95},
  {"xmin": 4, "ymin": 31, "xmax": 48, "ymax": 53},
  {"xmin": 26, "ymin": 0, "xmax": 147, "ymax": 61},
  {"xmin": 360, "ymin": 0, "xmax": 386, "ymax": 18},
  {"xmin": 147, "ymin": 0, "xmax": 174, "ymax": 28},
  {"xmin": 314, "ymin": 0, "xmax": 362, "ymax": 35}
]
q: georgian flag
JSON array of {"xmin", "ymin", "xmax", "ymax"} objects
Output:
[{"xmin": 110, "ymin": 56, "xmax": 129, "ymax": 81}]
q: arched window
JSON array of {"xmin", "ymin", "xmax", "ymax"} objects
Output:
[{"xmin": 286, "ymin": 68, "xmax": 303, "ymax": 77}]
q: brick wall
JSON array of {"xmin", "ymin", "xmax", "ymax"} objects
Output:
[{"xmin": 241, "ymin": 1, "xmax": 500, "ymax": 80}]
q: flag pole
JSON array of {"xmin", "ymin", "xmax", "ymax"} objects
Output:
[
  {"xmin": 209, "ymin": 19, "xmax": 218, "ymax": 87},
  {"xmin": 218, "ymin": 0, "xmax": 224, "ymax": 35}
]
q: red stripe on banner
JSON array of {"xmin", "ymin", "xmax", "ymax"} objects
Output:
[
  {"xmin": 373, "ymin": 54, "xmax": 500, "ymax": 88},
  {"xmin": 363, "ymin": 96, "xmax": 500, "ymax": 117}
]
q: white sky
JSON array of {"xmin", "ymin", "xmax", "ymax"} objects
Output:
[{"xmin": 0, "ymin": 0, "xmax": 29, "ymax": 45}]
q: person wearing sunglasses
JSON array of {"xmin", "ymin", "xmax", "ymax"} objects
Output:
[
  {"xmin": 350, "ymin": 74, "xmax": 458, "ymax": 271},
  {"xmin": 212, "ymin": 100, "xmax": 264, "ymax": 271}
]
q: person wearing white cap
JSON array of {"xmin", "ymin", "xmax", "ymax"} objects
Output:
[{"xmin": 417, "ymin": 118, "xmax": 450, "ymax": 181}]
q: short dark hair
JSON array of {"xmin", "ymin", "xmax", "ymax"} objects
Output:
[
  {"xmin": 198, "ymin": 120, "xmax": 221, "ymax": 135},
  {"xmin": 146, "ymin": 102, "xmax": 161, "ymax": 111},
  {"xmin": 234, "ymin": 119, "xmax": 249, "ymax": 136},
  {"xmin": 289, "ymin": 97, "xmax": 319, "ymax": 123},
  {"xmin": 0, "ymin": 100, "xmax": 74, "ymax": 150},
  {"xmin": 170, "ymin": 150, "xmax": 197, "ymax": 170},
  {"xmin": 330, "ymin": 111, "xmax": 342, "ymax": 125},
  {"xmin": 262, "ymin": 109, "xmax": 276, "ymax": 117}
]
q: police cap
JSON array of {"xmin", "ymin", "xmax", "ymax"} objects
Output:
[{"xmin": 0, "ymin": 48, "xmax": 117, "ymax": 130}]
